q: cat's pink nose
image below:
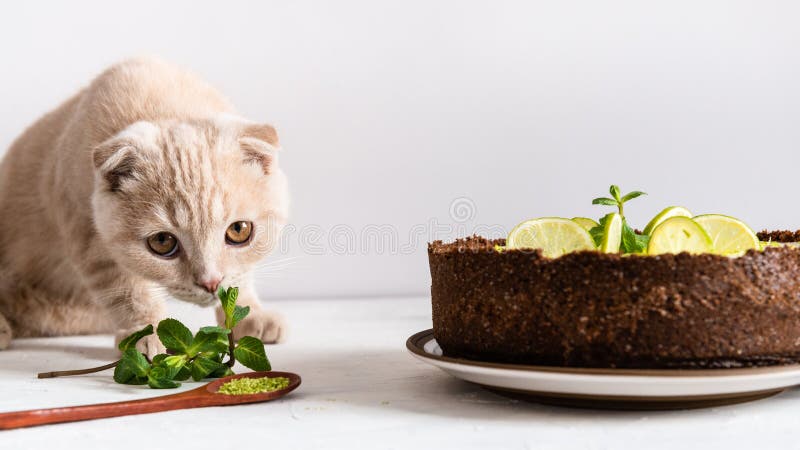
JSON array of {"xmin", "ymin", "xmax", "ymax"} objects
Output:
[{"xmin": 197, "ymin": 278, "xmax": 222, "ymax": 294}]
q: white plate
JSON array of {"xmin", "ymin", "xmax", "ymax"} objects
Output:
[{"xmin": 406, "ymin": 329, "xmax": 800, "ymax": 409}]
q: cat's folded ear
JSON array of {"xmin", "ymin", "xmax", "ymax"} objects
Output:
[
  {"xmin": 238, "ymin": 123, "xmax": 280, "ymax": 175},
  {"xmin": 92, "ymin": 121, "xmax": 159, "ymax": 192}
]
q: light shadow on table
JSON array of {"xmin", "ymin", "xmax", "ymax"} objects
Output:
[
  {"xmin": 4, "ymin": 337, "xmax": 794, "ymax": 422},
  {"xmin": 274, "ymin": 346, "xmax": 793, "ymax": 422},
  {"xmin": 1, "ymin": 338, "xmax": 119, "ymax": 375}
]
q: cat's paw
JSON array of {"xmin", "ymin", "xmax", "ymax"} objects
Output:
[
  {"xmin": 232, "ymin": 310, "xmax": 286, "ymax": 344},
  {"xmin": 0, "ymin": 314, "xmax": 11, "ymax": 350},
  {"xmin": 115, "ymin": 327, "xmax": 165, "ymax": 359}
]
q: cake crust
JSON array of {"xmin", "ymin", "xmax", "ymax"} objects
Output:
[{"xmin": 429, "ymin": 233, "xmax": 800, "ymax": 369}]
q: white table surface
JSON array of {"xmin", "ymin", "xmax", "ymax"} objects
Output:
[{"xmin": 2, "ymin": 296, "xmax": 800, "ymax": 449}]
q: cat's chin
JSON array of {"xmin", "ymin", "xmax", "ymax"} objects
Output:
[{"xmin": 168, "ymin": 289, "xmax": 218, "ymax": 307}]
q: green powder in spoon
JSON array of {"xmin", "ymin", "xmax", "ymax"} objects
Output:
[{"xmin": 217, "ymin": 376, "xmax": 290, "ymax": 395}]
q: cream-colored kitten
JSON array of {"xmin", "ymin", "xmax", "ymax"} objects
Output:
[{"xmin": 0, "ymin": 57, "xmax": 289, "ymax": 356}]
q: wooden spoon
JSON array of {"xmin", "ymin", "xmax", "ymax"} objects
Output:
[{"xmin": 0, "ymin": 371, "xmax": 300, "ymax": 430}]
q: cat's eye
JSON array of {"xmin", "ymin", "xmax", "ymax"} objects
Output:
[
  {"xmin": 147, "ymin": 232, "xmax": 179, "ymax": 258},
  {"xmin": 226, "ymin": 221, "xmax": 253, "ymax": 245}
]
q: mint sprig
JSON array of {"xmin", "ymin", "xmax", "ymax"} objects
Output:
[
  {"xmin": 590, "ymin": 185, "xmax": 649, "ymax": 254},
  {"xmin": 592, "ymin": 184, "xmax": 646, "ymax": 217},
  {"xmin": 39, "ymin": 286, "xmax": 272, "ymax": 389}
]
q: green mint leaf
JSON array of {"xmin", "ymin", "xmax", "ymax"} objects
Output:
[
  {"xmin": 149, "ymin": 366, "xmax": 167, "ymax": 379},
  {"xmin": 230, "ymin": 305, "xmax": 250, "ymax": 329},
  {"xmin": 217, "ymin": 286, "xmax": 231, "ymax": 316},
  {"xmin": 609, "ymin": 185, "xmax": 622, "ymax": 202},
  {"xmin": 113, "ymin": 364, "xmax": 135, "ymax": 384},
  {"xmin": 634, "ymin": 232, "xmax": 650, "ymax": 251},
  {"xmin": 114, "ymin": 348, "xmax": 151, "ymax": 385},
  {"xmin": 147, "ymin": 377, "xmax": 180, "ymax": 389},
  {"xmin": 174, "ymin": 365, "xmax": 192, "ymax": 381},
  {"xmin": 234, "ymin": 336, "xmax": 271, "ymax": 371},
  {"xmin": 592, "ymin": 197, "xmax": 618, "ymax": 206},
  {"xmin": 162, "ymin": 355, "xmax": 188, "ymax": 372},
  {"xmin": 621, "ymin": 191, "xmax": 647, "ymax": 203},
  {"xmin": 113, "ymin": 353, "xmax": 148, "ymax": 385},
  {"xmin": 199, "ymin": 326, "xmax": 231, "ymax": 335},
  {"xmin": 146, "ymin": 354, "xmax": 190, "ymax": 381},
  {"xmin": 620, "ymin": 219, "xmax": 648, "ymax": 253},
  {"xmin": 121, "ymin": 348, "xmax": 150, "ymax": 377},
  {"xmin": 113, "ymin": 368, "xmax": 147, "ymax": 385},
  {"xmin": 187, "ymin": 329, "xmax": 229, "ymax": 356},
  {"xmin": 147, "ymin": 366, "xmax": 181, "ymax": 389},
  {"xmin": 156, "ymin": 318, "xmax": 194, "ymax": 353},
  {"xmin": 588, "ymin": 225, "xmax": 604, "ymax": 247},
  {"xmin": 149, "ymin": 361, "xmax": 186, "ymax": 388},
  {"xmin": 152, "ymin": 353, "xmax": 191, "ymax": 380},
  {"xmin": 205, "ymin": 352, "xmax": 224, "ymax": 363},
  {"xmin": 209, "ymin": 365, "xmax": 235, "ymax": 378},
  {"xmin": 588, "ymin": 213, "xmax": 613, "ymax": 247},
  {"xmin": 218, "ymin": 287, "xmax": 237, "ymax": 328},
  {"xmin": 227, "ymin": 286, "xmax": 239, "ymax": 304},
  {"xmin": 190, "ymin": 356, "xmax": 226, "ymax": 381},
  {"xmin": 226, "ymin": 287, "xmax": 240, "ymax": 328},
  {"xmin": 117, "ymin": 324, "xmax": 154, "ymax": 352},
  {"xmin": 620, "ymin": 222, "xmax": 638, "ymax": 253}
]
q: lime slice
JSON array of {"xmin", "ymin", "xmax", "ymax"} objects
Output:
[
  {"xmin": 643, "ymin": 206, "xmax": 692, "ymax": 235},
  {"xmin": 692, "ymin": 214, "xmax": 759, "ymax": 255},
  {"xmin": 507, "ymin": 217, "xmax": 596, "ymax": 258},
  {"xmin": 600, "ymin": 213, "xmax": 622, "ymax": 253},
  {"xmin": 571, "ymin": 217, "xmax": 600, "ymax": 231},
  {"xmin": 647, "ymin": 216, "xmax": 713, "ymax": 255}
]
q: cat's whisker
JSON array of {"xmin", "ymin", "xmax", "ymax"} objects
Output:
[
  {"xmin": 252, "ymin": 265, "xmax": 297, "ymax": 274},
  {"xmin": 255, "ymin": 255, "xmax": 303, "ymax": 266},
  {"xmin": 254, "ymin": 261, "xmax": 299, "ymax": 270},
  {"xmin": 251, "ymin": 258, "xmax": 303, "ymax": 272}
]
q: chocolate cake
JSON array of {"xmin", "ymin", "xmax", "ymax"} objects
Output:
[{"xmin": 428, "ymin": 232, "xmax": 800, "ymax": 369}]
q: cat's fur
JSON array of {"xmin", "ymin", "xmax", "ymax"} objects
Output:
[{"xmin": 0, "ymin": 58, "xmax": 289, "ymax": 356}]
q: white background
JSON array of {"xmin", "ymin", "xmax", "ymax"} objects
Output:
[{"xmin": 1, "ymin": 0, "xmax": 799, "ymax": 299}]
